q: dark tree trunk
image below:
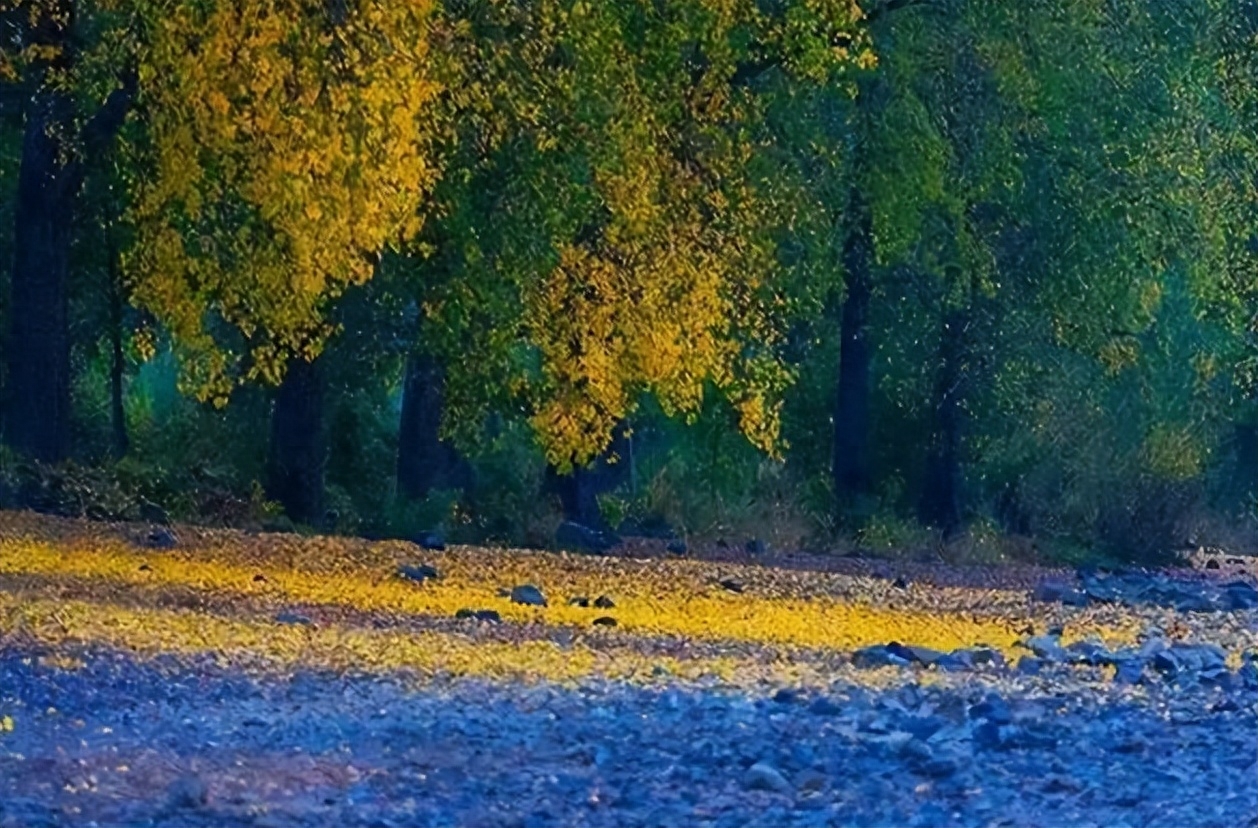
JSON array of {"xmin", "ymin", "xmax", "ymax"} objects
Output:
[
  {"xmin": 545, "ymin": 425, "xmax": 632, "ymax": 529},
  {"xmin": 919, "ymin": 306, "xmax": 967, "ymax": 539},
  {"xmin": 832, "ymin": 188, "xmax": 874, "ymax": 505},
  {"xmin": 548, "ymin": 466, "xmax": 604, "ymax": 528},
  {"xmin": 6, "ymin": 91, "xmax": 77, "ymax": 463},
  {"xmin": 267, "ymin": 357, "xmax": 326, "ymax": 525},
  {"xmin": 396, "ymin": 351, "xmax": 454, "ymax": 500},
  {"xmin": 107, "ymin": 234, "xmax": 128, "ymax": 460},
  {"xmin": 5, "ymin": 38, "xmax": 134, "ymax": 462}
]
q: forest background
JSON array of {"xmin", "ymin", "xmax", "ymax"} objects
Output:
[{"xmin": 0, "ymin": 0, "xmax": 1256, "ymax": 568}]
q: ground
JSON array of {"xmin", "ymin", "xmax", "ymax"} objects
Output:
[{"xmin": 0, "ymin": 512, "xmax": 1254, "ymax": 827}]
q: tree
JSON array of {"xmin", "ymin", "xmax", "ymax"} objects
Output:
[{"xmin": 1, "ymin": 0, "xmax": 137, "ymax": 462}]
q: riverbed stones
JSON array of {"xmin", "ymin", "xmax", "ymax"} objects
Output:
[{"xmin": 510, "ymin": 584, "xmax": 548, "ymax": 607}]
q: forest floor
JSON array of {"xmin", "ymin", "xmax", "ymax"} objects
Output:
[{"xmin": 0, "ymin": 511, "xmax": 1254, "ymax": 827}]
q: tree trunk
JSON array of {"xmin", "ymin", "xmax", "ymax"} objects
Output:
[
  {"xmin": 919, "ymin": 305, "xmax": 967, "ymax": 539},
  {"xmin": 107, "ymin": 234, "xmax": 129, "ymax": 460},
  {"xmin": 267, "ymin": 357, "xmax": 325, "ymax": 525},
  {"xmin": 832, "ymin": 188, "xmax": 874, "ymax": 505},
  {"xmin": 546, "ymin": 425, "xmax": 631, "ymax": 529},
  {"xmin": 396, "ymin": 351, "xmax": 451, "ymax": 500},
  {"xmin": 6, "ymin": 90, "xmax": 77, "ymax": 463}
]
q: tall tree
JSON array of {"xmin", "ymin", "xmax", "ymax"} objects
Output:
[{"xmin": 1, "ymin": 0, "xmax": 136, "ymax": 462}]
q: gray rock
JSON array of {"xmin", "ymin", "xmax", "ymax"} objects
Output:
[
  {"xmin": 275, "ymin": 611, "xmax": 311, "ymax": 626},
  {"xmin": 808, "ymin": 697, "xmax": 844, "ymax": 716},
  {"xmin": 969, "ymin": 694, "xmax": 1013, "ymax": 726},
  {"xmin": 852, "ymin": 645, "xmax": 912, "ymax": 669},
  {"xmin": 592, "ymin": 616, "xmax": 617, "ymax": 627},
  {"xmin": 1016, "ymin": 656, "xmax": 1043, "ymax": 676},
  {"xmin": 744, "ymin": 762, "xmax": 794, "ymax": 795},
  {"xmin": 593, "ymin": 595, "xmax": 616, "ymax": 609},
  {"xmin": 1111, "ymin": 656, "xmax": 1146, "ymax": 685},
  {"xmin": 510, "ymin": 584, "xmax": 548, "ymax": 606},
  {"xmin": 1026, "ymin": 635, "xmax": 1068, "ymax": 661},
  {"xmin": 397, "ymin": 564, "xmax": 439, "ymax": 583},
  {"xmin": 568, "ymin": 596, "xmax": 590, "ymax": 607},
  {"xmin": 772, "ymin": 688, "xmax": 800, "ymax": 705},
  {"xmin": 1066, "ymin": 639, "xmax": 1110, "ymax": 665},
  {"xmin": 887, "ymin": 643, "xmax": 946, "ymax": 666},
  {"xmin": 794, "ymin": 768, "xmax": 828, "ymax": 793},
  {"xmin": 166, "ymin": 775, "xmax": 208, "ymax": 810},
  {"xmin": 1033, "ymin": 582, "xmax": 1089, "ymax": 606},
  {"xmin": 143, "ymin": 527, "xmax": 177, "ymax": 550}
]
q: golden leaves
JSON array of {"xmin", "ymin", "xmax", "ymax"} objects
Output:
[{"xmin": 124, "ymin": 0, "xmax": 445, "ymax": 396}]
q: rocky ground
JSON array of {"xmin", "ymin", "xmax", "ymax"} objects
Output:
[
  {"xmin": 0, "ymin": 643, "xmax": 1254, "ymax": 828},
  {"xmin": 0, "ymin": 512, "xmax": 1255, "ymax": 827}
]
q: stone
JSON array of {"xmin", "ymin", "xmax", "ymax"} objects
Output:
[
  {"xmin": 1066, "ymin": 639, "xmax": 1110, "ymax": 665},
  {"xmin": 143, "ymin": 527, "xmax": 177, "ymax": 550},
  {"xmin": 852, "ymin": 645, "xmax": 911, "ymax": 669},
  {"xmin": 1016, "ymin": 656, "xmax": 1043, "ymax": 676},
  {"xmin": 510, "ymin": 585, "xmax": 548, "ymax": 607},
  {"xmin": 743, "ymin": 762, "xmax": 793, "ymax": 795},
  {"xmin": 772, "ymin": 689, "xmax": 799, "ymax": 705},
  {"xmin": 166, "ymin": 775, "xmax": 208, "ymax": 810},
  {"xmin": 1025, "ymin": 635, "xmax": 1067, "ymax": 661},
  {"xmin": 1033, "ymin": 582, "xmax": 1088, "ymax": 606},
  {"xmin": 253, "ymin": 573, "xmax": 267, "ymax": 582},
  {"xmin": 397, "ymin": 564, "xmax": 439, "ymax": 583},
  {"xmin": 1205, "ymin": 559, "xmax": 1220, "ymax": 570},
  {"xmin": 555, "ymin": 521, "xmax": 620, "ymax": 554},
  {"xmin": 719, "ymin": 579, "xmax": 744, "ymax": 593},
  {"xmin": 794, "ymin": 769, "xmax": 828, "ymax": 794},
  {"xmin": 474, "ymin": 610, "xmax": 502, "ymax": 622},
  {"xmin": 892, "ymin": 576, "xmax": 909, "ymax": 590},
  {"xmin": 275, "ymin": 611, "xmax": 311, "ymax": 626},
  {"xmin": 1111, "ymin": 656, "xmax": 1146, "ymax": 685},
  {"xmin": 807, "ymin": 697, "xmax": 844, "ymax": 716},
  {"xmin": 568, "ymin": 596, "xmax": 590, "ymax": 607},
  {"xmin": 593, "ymin": 595, "xmax": 615, "ymax": 609},
  {"xmin": 592, "ymin": 616, "xmax": 617, "ymax": 627},
  {"xmin": 969, "ymin": 694, "xmax": 1013, "ymax": 726}
]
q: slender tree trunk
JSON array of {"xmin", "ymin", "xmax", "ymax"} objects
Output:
[
  {"xmin": 832, "ymin": 188, "xmax": 874, "ymax": 505},
  {"xmin": 6, "ymin": 91, "xmax": 77, "ymax": 463},
  {"xmin": 396, "ymin": 351, "xmax": 450, "ymax": 500},
  {"xmin": 267, "ymin": 357, "xmax": 326, "ymax": 524},
  {"xmin": 107, "ymin": 234, "xmax": 129, "ymax": 460},
  {"xmin": 920, "ymin": 305, "xmax": 967, "ymax": 539}
]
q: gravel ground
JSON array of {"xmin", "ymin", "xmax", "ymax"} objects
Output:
[{"xmin": 0, "ymin": 644, "xmax": 1254, "ymax": 828}]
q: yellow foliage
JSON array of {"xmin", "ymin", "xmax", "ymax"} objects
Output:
[{"xmin": 124, "ymin": 0, "xmax": 445, "ymax": 397}]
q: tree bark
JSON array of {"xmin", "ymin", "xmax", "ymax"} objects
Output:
[
  {"xmin": 107, "ymin": 233, "xmax": 129, "ymax": 460},
  {"xmin": 396, "ymin": 351, "xmax": 453, "ymax": 500},
  {"xmin": 267, "ymin": 357, "xmax": 326, "ymax": 524},
  {"xmin": 832, "ymin": 187, "xmax": 874, "ymax": 505},
  {"xmin": 6, "ymin": 90, "xmax": 77, "ymax": 463},
  {"xmin": 5, "ymin": 33, "xmax": 134, "ymax": 462},
  {"xmin": 919, "ymin": 305, "xmax": 967, "ymax": 539}
]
